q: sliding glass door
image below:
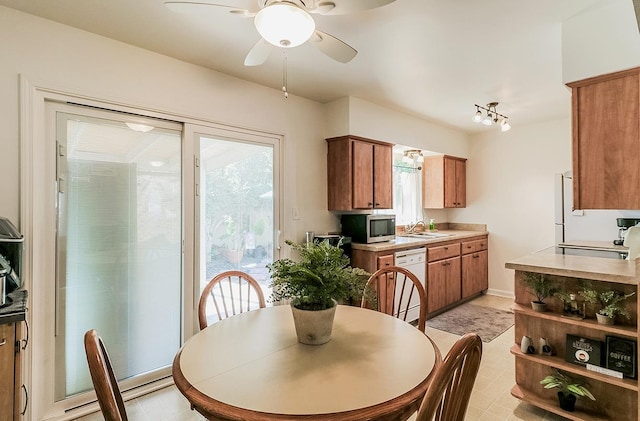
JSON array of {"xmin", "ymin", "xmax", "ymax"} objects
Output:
[
  {"xmin": 194, "ymin": 127, "xmax": 281, "ymax": 325},
  {"xmin": 53, "ymin": 106, "xmax": 182, "ymax": 403}
]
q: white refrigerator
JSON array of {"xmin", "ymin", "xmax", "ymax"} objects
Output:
[{"xmin": 554, "ymin": 171, "xmax": 640, "ymax": 245}]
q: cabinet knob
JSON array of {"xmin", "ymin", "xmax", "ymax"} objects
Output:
[
  {"xmin": 473, "ymin": 254, "xmax": 479, "ymax": 259},
  {"xmin": 0, "ymin": 338, "xmax": 6, "ymax": 346}
]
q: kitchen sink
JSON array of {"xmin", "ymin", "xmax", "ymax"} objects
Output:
[{"xmin": 399, "ymin": 232, "xmax": 452, "ymax": 239}]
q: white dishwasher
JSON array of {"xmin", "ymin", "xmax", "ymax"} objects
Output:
[{"xmin": 394, "ymin": 247, "xmax": 426, "ymax": 323}]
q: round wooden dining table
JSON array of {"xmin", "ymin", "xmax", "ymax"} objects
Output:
[{"xmin": 172, "ymin": 305, "xmax": 439, "ymax": 421}]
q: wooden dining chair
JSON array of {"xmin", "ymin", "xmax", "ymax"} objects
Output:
[
  {"xmin": 84, "ymin": 329, "xmax": 128, "ymax": 421},
  {"xmin": 361, "ymin": 265, "xmax": 428, "ymax": 332},
  {"xmin": 414, "ymin": 333, "xmax": 483, "ymax": 421},
  {"xmin": 198, "ymin": 270, "xmax": 266, "ymax": 330}
]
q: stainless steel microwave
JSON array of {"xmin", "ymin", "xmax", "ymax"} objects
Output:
[{"xmin": 340, "ymin": 214, "xmax": 396, "ymax": 244}]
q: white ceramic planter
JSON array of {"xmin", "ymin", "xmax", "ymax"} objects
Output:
[{"xmin": 290, "ymin": 302, "xmax": 337, "ymax": 345}]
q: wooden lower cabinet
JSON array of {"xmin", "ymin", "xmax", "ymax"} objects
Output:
[
  {"xmin": 352, "ymin": 233, "xmax": 488, "ymax": 316},
  {"xmin": 426, "ymin": 256, "xmax": 461, "ymax": 313},
  {"xmin": 510, "ymin": 269, "xmax": 638, "ymax": 420},
  {"xmin": 0, "ymin": 322, "xmax": 16, "ymax": 420}
]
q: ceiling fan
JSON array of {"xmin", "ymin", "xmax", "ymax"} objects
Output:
[{"xmin": 164, "ymin": 0, "xmax": 396, "ymax": 66}]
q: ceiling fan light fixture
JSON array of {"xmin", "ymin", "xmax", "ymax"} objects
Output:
[{"xmin": 255, "ymin": 3, "xmax": 316, "ymax": 48}]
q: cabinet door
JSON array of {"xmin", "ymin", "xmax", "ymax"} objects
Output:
[
  {"xmin": 454, "ymin": 159, "xmax": 466, "ymax": 207},
  {"xmin": 445, "ymin": 256, "xmax": 461, "ymax": 306},
  {"xmin": 0, "ymin": 323, "xmax": 15, "ymax": 419},
  {"xmin": 444, "ymin": 157, "xmax": 466, "ymax": 208},
  {"xmin": 327, "ymin": 138, "xmax": 352, "ymax": 211},
  {"xmin": 352, "ymin": 140, "xmax": 375, "ymax": 209},
  {"xmin": 427, "ymin": 257, "xmax": 460, "ymax": 313},
  {"xmin": 373, "ymin": 143, "xmax": 393, "ymax": 209},
  {"xmin": 461, "ymin": 250, "xmax": 488, "ymax": 299},
  {"xmin": 427, "ymin": 260, "xmax": 448, "ymax": 313},
  {"xmin": 570, "ymin": 69, "xmax": 640, "ymax": 209}
]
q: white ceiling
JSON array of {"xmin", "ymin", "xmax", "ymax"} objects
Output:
[{"xmin": 1, "ymin": 0, "xmax": 624, "ymax": 133}]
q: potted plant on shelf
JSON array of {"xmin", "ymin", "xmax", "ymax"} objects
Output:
[
  {"xmin": 267, "ymin": 239, "xmax": 370, "ymax": 345},
  {"xmin": 523, "ymin": 272, "xmax": 559, "ymax": 312},
  {"xmin": 540, "ymin": 369, "xmax": 595, "ymax": 412},
  {"xmin": 579, "ymin": 282, "xmax": 635, "ymax": 325}
]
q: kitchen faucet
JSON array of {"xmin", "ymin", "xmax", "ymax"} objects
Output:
[{"xmin": 405, "ymin": 221, "xmax": 425, "ymax": 233}]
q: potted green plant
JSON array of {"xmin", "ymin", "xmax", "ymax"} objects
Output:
[
  {"xmin": 523, "ymin": 272, "xmax": 558, "ymax": 312},
  {"xmin": 579, "ymin": 282, "xmax": 635, "ymax": 325},
  {"xmin": 540, "ymin": 369, "xmax": 595, "ymax": 412},
  {"xmin": 267, "ymin": 239, "xmax": 370, "ymax": 345}
]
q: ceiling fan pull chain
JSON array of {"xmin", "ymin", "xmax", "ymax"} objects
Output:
[{"xmin": 282, "ymin": 51, "xmax": 289, "ymax": 98}]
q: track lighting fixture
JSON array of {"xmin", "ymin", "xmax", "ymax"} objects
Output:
[
  {"xmin": 402, "ymin": 149, "xmax": 424, "ymax": 164},
  {"xmin": 472, "ymin": 102, "xmax": 511, "ymax": 131}
]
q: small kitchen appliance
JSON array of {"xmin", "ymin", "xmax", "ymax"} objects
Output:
[
  {"xmin": 613, "ymin": 218, "xmax": 640, "ymax": 245},
  {"xmin": 313, "ymin": 234, "xmax": 352, "ymax": 258},
  {"xmin": 0, "ymin": 217, "xmax": 24, "ymax": 304},
  {"xmin": 340, "ymin": 214, "xmax": 395, "ymax": 244}
]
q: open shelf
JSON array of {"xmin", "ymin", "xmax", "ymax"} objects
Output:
[
  {"xmin": 511, "ymin": 385, "xmax": 611, "ymax": 421},
  {"xmin": 512, "ymin": 303, "xmax": 637, "ymax": 338},
  {"xmin": 510, "ymin": 344, "xmax": 638, "ymax": 391},
  {"xmin": 511, "ymin": 268, "xmax": 639, "ymax": 420}
]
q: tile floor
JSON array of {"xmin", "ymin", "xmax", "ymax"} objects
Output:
[{"xmin": 75, "ymin": 295, "xmax": 565, "ymax": 421}]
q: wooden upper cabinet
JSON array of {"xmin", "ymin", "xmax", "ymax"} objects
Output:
[
  {"xmin": 567, "ymin": 67, "xmax": 640, "ymax": 210},
  {"xmin": 327, "ymin": 135, "xmax": 393, "ymax": 211},
  {"xmin": 423, "ymin": 155, "xmax": 467, "ymax": 209}
]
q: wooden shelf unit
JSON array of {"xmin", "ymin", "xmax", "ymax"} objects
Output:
[
  {"xmin": 511, "ymin": 268, "xmax": 639, "ymax": 420},
  {"xmin": 511, "ymin": 385, "xmax": 611, "ymax": 421}
]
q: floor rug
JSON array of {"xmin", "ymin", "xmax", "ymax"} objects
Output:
[{"xmin": 427, "ymin": 303, "xmax": 514, "ymax": 343}]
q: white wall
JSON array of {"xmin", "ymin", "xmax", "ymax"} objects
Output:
[
  {"xmin": 326, "ymin": 97, "xmax": 469, "ymax": 158},
  {"xmin": 454, "ymin": 118, "xmax": 572, "ymax": 295},
  {"xmin": 562, "ymin": 0, "xmax": 640, "ymax": 83}
]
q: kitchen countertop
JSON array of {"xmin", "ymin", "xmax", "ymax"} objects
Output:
[
  {"xmin": 351, "ymin": 230, "xmax": 488, "ymax": 252},
  {"xmin": 505, "ymin": 249, "xmax": 639, "ymax": 285},
  {"xmin": 0, "ymin": 289, "xmax": 28, "ymax": 324}
]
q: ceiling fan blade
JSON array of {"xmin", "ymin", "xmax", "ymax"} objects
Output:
[
  {"xmin": 317, "ymin": 0, "xmax": 396, "ymax": 15},
  {"xmin": 309, "ymin": 31, "xmax": 357, "ymax": 63},
  {"xmin": 244, "ymin": 39, "xmax": 274, "ymax": 66},
  {"xmin": 164, "ymin": 1, "xmax": 256, "ymax": 15}
]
